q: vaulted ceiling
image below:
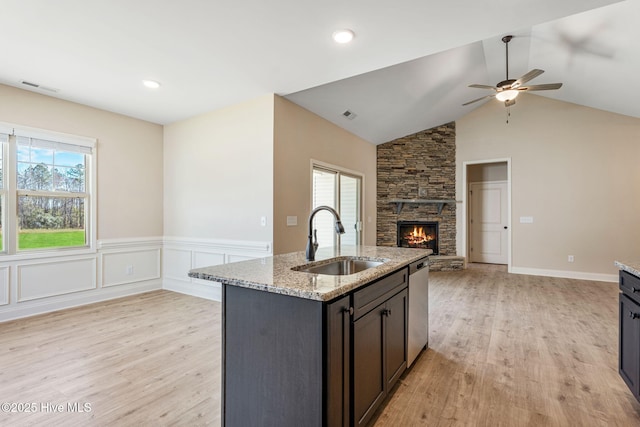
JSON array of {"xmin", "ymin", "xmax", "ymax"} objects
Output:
[{"xmin": 1, "ymin": 0, "xmax": 635, "ymax": 144}]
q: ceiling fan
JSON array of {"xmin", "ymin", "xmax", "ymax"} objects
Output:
[{"xmin": 463, "ymin": 35, "xmax": 563, "ymax": 107}]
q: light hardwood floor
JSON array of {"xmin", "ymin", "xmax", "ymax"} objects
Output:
[
  {"xmin": 373, "ymin": 264, "xmax": 640, "ymax": 426},
  {"xmin": 1, "ymin": 266, "xmax": 639, "ymax": 426},
  {"xmin": 0, "ymin": 291, "xmax": 221, "ymax": 426}
]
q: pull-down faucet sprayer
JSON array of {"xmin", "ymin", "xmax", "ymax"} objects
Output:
[{"xmin": 306, "ymin": 206, "xmax": 345, "ymax": 261}]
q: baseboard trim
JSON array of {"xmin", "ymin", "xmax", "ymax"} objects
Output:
[
  {"xmin": 163, "ymin": 278, "xmax": 221, "ymax": 301},
  {"xmin": 510, "ymin": 266, "xmax": 617, "ymax": 283}
]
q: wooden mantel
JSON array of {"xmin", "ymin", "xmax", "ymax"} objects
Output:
[{"xmin": 389, "ymin": 199, "xmax": 458, "ymax": 215}]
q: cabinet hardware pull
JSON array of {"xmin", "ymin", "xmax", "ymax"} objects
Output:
[
  {"xmin": 343, "ymin": 307, "xmax": 354, "ymax": 315},
  {"xmin": 382, "ymin": 308, "xmax": 392, "ymax": 317},
  {"xmin": 632, "ymin": 287, "xmax": 640, "ymax": 293},
  {"xmin": 630, "ymin": 311, "xmax": 640, "ymax": 319}
]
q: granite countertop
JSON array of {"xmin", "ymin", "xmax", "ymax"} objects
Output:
[
  {"xmin": 188, "ymin": 245, "xmax": 432, "ymax": 302},
  {"xmin": 615, "ymin": 261, "xmax": 640, "ymax": 277}
]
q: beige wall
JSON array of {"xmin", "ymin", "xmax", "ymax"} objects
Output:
[
  {"xmin": 457, "ymin": 94, "xmax": 640, "ymax": 276},
  {"xmin": 0, "ymin": 84, "xmax": 163, "ymax": 239},
  {"xmin": 163, "ymin": 94, "xmax": 274, "ymax": 242},
  {"xmin": 273, "ymin": 96, "xmax": 377, "ymax": 254}
]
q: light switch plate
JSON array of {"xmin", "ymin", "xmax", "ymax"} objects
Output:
[
  {"xmin": 286, "ymin": 216, "xmax": 298, "ymax": 226},
  {"xmin": 519, "ymin": 216, "xmax": 534, "ymax": 224}
]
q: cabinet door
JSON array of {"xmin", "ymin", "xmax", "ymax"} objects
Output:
[
  {"xmin": 620, "ymin": 293, "xmax": 640, "ymax": 399},
  {"xmin": 385, "ymin": 289, "xmax": 408, "ymax": 389},
  {"xmin": 326, "ymin": 295, "xmax": 351, "ymax": 427},
  {"xmin": 353, "ymin": 305, "xmax": 385, "ymax": 427}
]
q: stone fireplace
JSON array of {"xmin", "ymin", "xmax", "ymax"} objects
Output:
[{"xmin": 377, "ymin": 122, "xmax": 464, "ymax": 271}]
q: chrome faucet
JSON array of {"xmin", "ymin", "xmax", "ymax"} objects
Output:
[{"xmin": 306, "ymin": 205, "xmax": 345, "ymax": 261}]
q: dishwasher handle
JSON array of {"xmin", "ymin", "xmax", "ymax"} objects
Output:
[{"xmin": 409, "ymin": 257, "xmax": 429, "ymax": 275}]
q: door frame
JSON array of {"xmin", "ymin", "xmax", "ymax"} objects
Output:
[{"xmin": 461, "ymin": 158, "xmax": 512, "ymax": 272}]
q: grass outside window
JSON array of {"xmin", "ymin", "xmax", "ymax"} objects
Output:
[{"xmin": 17, "ymin": 229, "xmax": 85, "ymax": 250}]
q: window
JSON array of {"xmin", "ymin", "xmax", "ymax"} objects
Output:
[
  {"xmin": 312, "ymin": 163, "xmax": 363, "ymax": 248},
  {"xmin": 0, "ymin": 123, "xmax": 96, "ymax": 256}
]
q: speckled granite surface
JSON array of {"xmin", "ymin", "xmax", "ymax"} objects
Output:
[
  {"xmin": 615, "ymin": 261, "xmax": 640, "ymax": 278},
  {"xmin": 189, "ymin": 245, "xmax": 431, "ymax": 302}
]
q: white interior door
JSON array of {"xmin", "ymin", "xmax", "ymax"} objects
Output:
[{"xmin": 469, "ymin": 181, "xmax": 508, "ymax": 264}]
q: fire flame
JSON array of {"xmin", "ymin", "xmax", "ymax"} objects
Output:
[{"xmin": 404, "ymin": 226, "xmax": 434, "ymax": 246}]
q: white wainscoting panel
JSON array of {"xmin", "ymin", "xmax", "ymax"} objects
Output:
[
  {"xmin": 194, "ymin": 251, "xmax": 225, "ymax": 269},
  {"xmin": 18, "ymin": 257, "xmax": 97, "ymax": 302},
  {"xmin": 164, "ymin": 248, "xmax": 193, "ymax": 283},
  {"xmin": 0, "ymin": 236, "xmax": 270, "ymax": 322},
  {"xmin": 227, "ymin": 254, "xmax": 257, "ymax": 263},
  {"xmin": 163, "ymin": 237, "xmax": 271, "ymax": 301},
  {"xmin": 0, "ymin": 237, "xmax": 163, "ymax": 322},
  {"xmin": 102, "ymin": 249, "xmax": 161, "ymax": 287},
  {"xmin": 0, "ymin": 267, "xmax": 9, "ymax": 306}
]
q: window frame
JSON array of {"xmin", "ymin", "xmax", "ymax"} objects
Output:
[
  {"xmin": 310, "ymin": 159, "xmax": 364, "ymax": 248},
  {"xmin": 0, "ymin": 122, "xmax": 97, "ymax": 260}
]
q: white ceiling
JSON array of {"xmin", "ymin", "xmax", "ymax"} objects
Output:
[{"xmin": 1, "ymin": 0, "xmax": 634, "ymax": 144}]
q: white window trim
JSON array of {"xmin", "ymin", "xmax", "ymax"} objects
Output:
[
  {"xmin": 310, "ymin": 159, "xmax": 365, "ymax": 246},
  {"xmin": 0, "ymin": 122, "xmax": 97, "ymax": 261}
]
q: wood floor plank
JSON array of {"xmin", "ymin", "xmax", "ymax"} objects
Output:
[
  {"xmin": 0, "ymin": 290, "xmax": 220, "ymax": 426},
  {"xmin": 372, "ymin": 264, "xmax": 640, "ymax": 426},
  {"xmin": 1, "ymin": 265, "xmax": 640, "ymax": 426}
]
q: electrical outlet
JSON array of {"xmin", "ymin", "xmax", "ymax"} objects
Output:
[
  {"xmin": 260, "ymin": 216, "xmax": 267, "ymax": 227},
  {"xmin": 126, "ymin": 265, "xmax": 134, "ymax": 275},
  {"xmin": 568, "ymin": 255, "xmax": 574, "ymax": 263}
]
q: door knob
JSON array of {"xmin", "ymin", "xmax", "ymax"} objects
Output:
[{"xmin": 503, "ymin": 226, "xmax": 508, "ymax": 229}]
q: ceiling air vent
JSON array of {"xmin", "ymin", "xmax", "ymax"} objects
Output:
[
  {"xmin": 21, "ymin": 80, "xmax": 59, "ymax": 93},
  {"xmin": 342, "ymin": 109, "xmax": 357, "ymax": 120}
]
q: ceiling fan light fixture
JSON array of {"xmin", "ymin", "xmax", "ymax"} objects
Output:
[{"xmin": 495, "ymin": 89, "xmax": 519, "ymax": 102}]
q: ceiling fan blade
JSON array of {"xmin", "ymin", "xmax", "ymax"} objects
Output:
[
  {"xmin": 512, "ymin": 69, "xmax": 544, "ymax": 88},
  {"xmin": 519, "ymin": 83, "xmax": 563, "ymax": 91},
  {"xmin": 462, "ymin": 94, "xmax": 495, "ymax": 106},
  {"xmin": 468, "ymin": 84, "xmax": 497, "ymax": 90}
]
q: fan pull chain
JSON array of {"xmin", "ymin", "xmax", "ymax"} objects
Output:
[{"xmin": 506, "ymin": 106, "xmax": 511, "ymax": 124}]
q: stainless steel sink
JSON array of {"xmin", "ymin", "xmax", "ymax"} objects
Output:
[{"xmin": 293, "ymin": 257, "xmax": 385, "ymax": 276}]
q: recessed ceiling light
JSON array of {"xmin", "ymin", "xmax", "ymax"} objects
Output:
[
  {"xmin": 332, "ymin": 29, "xmax": 355, "ymax": 44},
  {"xmin": 142, "ymin": 79, "xmax": 161, "ymax": 89}
]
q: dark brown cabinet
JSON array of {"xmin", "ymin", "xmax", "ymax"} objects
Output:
[
  {"xmin": 353, "ymin": 302, "xmax": 385, "ymax": 426},
  {"xmin": 353, "ymin": 270, "xmax": 408, "ymax": 427},
  {"xmin": 326, "ymin": 295, "xmax": 351, "ymax": 427},
  {"xmin": 620, "ymin": 270, "xmax": 640, "ymax": 401},
  {"xmin": 385, "ymin": 289, "xmax": 408, "ymax": 388},
  {"xmin": 222, "ymin": 267, "xmax": 409, "ymax": 427}
]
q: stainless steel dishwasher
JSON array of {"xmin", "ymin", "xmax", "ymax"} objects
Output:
[{"xmin": 408, "ymin": 257, "xmax": 429, "ymax": 367}]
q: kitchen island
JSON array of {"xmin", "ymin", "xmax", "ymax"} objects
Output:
[
  {"xmin": 616, "ymin": 260, "xmax": 640, "ymax": 402},
  {"xmin": 189, "ymin": 245, "xmax": 431, "ymax": 427}
]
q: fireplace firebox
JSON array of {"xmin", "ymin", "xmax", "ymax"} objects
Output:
[{"xmin": 397, "ymin": 221, "xmax": 438, "ymax": 254}]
